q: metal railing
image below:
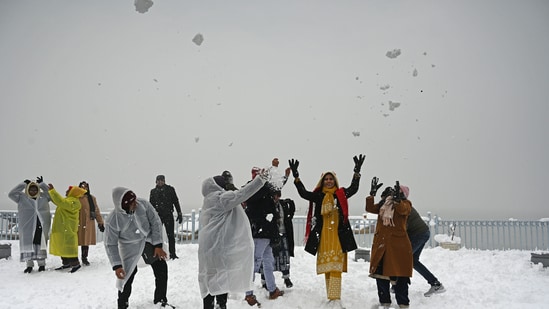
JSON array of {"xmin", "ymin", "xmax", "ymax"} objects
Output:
[{"xmin": 2, "ymin": 210, "xmax": 548, "ymax": 251}]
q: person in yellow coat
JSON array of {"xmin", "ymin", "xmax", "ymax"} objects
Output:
[{"xmin": 48, "ymin": 183, "xmax": 86, "ymax": 273}]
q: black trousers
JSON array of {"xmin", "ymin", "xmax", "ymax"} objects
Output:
[
  {"xmin": 160, "ymin": 215, "xmax": 176, "ymax": 256},
  {"xmin": 118, "ymin": 259, "xmax": 168, "ymax": 308},
  {"xmin": 203, "ymin": 293, "xmax": 227, "ymax": 309}
]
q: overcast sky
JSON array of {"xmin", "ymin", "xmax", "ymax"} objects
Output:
[{"xmin": 1, "ymin": 0, "xmax": 548, "ymax": 220}]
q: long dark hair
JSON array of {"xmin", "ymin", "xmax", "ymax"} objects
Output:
[{"xmin": 79, "ymin": 181, "xmax": 96, "ymax": 220}]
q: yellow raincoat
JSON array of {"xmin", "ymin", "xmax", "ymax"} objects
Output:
[{"xmin": 49, "ymin": 186, "xmax": 86, "ymax": 257}]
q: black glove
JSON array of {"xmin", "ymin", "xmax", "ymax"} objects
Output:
[
  {"xmin": 36, "ymin": 176, "xmax": 43, "ymax": 183},
  {"xmin": 177, "ymin": 213, "xmax": 183, "ymax": 224},
  {"xmin": 24, "ymin": 179, "xmax": 31, "ymax": 185},
  {"xmin": 98, "ymin": 224, "xmax": 105, "ymax": 233},
  {"xmin": 288, "ymin": 159, "xmax": 300, "ymax": 178},
  {"xmin": 370, "ymin": 177, "xmax": 383, "ymax": 196},
  {"xmin": 393, "ymin": 181, "xmax": 404, "ymax": 202},
  {"xmin": 353, "ymin": 154, "xmax": 365, "ymax": 173}
]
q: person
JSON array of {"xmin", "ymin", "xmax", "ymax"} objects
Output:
[
  {"xmin": 8, "ymin": 176, "xmax": 52, "ymax": 273},
  {"xmin": 288, "ymin": 154, "xmax": 364, "ymax": 307},
  {"xmin": 48, "ymin": 183, "xmax": 87, "ymax": 273},
  {"xmin": 260, "ymin": 191, "xmax": 296, "ymax": 289},
  {"xmin": 149, "ymin": 175, "xmax": 183, "ymax": 259},
  {"xmin": 77, "ymin": 181, "xmax": 105, "ymax": 266},
  {"xmin": 395, "ymin": 186, "xmax": 446, "ymax": 297},
  {"xmin": 244, "ymin": 168, "xmax": 285, "ymax": 306},
  {"xmin": 198, "ymin": 170, "xmax": 270, "ymax": 309},
  {"xmin": 366, "ymin": 178, "xmax": 413, "ymax": 308},
  {"xmin": 104, "ymin": 187, "xmax": 172, "ymax": 309}
]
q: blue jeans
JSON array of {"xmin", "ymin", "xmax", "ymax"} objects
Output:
[
  {"xmin": 246, "ymin": 238, "xmax": 277, "ymax": 294},
  {"xmin": 409, "ymin": 230, "xmax": 438, "ymax": 285}
]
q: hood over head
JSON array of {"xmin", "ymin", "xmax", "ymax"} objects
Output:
[
  {"xmin": 112, "ymin": 187, "xmax": 135, "ymax": 212},
  {"xmin": 315, "ymin": 171, "xmax": 339, "ymax": 190},
  {"xmin": 67, "ymin": 186, "xmax": 87, "ymax": 198},
  {"xmin": 25, "ymin": 182, "xmax": 40, "ymax": 199},
  {"xmin": 201, "ymin": 177, "xmax": 224, "ymax": 197}
]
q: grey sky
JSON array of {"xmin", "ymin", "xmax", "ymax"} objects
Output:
[{"xmin": 1, "ymin": 0, "xmax": 548, "ymax": 220}]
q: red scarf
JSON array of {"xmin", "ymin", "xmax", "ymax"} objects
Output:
[{"xmin": 304, "ymin": 187, "xmax": 349, "ymax": 243}]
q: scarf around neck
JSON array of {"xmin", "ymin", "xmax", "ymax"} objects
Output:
[
  {"xmin": 304, "ymin": 186, "xmax": 349, "ymax": 243},
  {"xmin": 379, "ymin": 196, "xmax": 395, "ymax": 226}
]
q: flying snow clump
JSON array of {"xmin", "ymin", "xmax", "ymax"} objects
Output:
[
  {"xmin": 388, "ymin": 100, "xmax": 401, "ymax": 111},
  {"xmin": 386, "ymin": 49, "xmax": 401, "ymax": 59},
  {"xmin": 192, "ymin": 33, "xmax": 204, "ymax": 46}
]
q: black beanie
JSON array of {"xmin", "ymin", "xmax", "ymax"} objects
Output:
[{"xmin": 213, "ymin": 176, "xmax": 226, "ymax": 190}]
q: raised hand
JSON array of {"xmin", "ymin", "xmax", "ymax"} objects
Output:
[
  {"xmin": 288, "ymin": 159, "xmax": 300, "ymax": 178},
  {"xmin": 36, "ymin": 176, "xmax": 43, "ymax": 183},
  {"xmin": 370, "ymin": 177, "xmax": 383, "ymax": 196},
  {"xmin": 353, "ymin": 154, "xmax": 365, "ymax": 173}
]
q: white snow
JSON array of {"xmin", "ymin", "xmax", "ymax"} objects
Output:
[{"xmin": 0, "ymin": 240, "xmax": 548, "ymax": 308}]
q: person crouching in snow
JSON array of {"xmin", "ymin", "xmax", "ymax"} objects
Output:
[
  {"xmin": 48, "ymin": 183, "xmax": 86, "ymax": 273},
  {"xmin": 8, "ymin": 177, "xmax": 52, "ymax": 273},
  {"xmin": 198, "ymin": 169, "xmax": 270, "ymax": 309},
  {"xmin": 104, "ymin": 188, "xmax": 171, "ymax": 309}
]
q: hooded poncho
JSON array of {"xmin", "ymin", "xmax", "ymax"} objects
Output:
[
  {"xmin": 198, "ymin": 175, "xmax": 266, "ymax": 298},
  {"xmin": 104, "ymin": 187, "xmax": 164, "ymax": 291},
  {"xmin": 8, "ymin": 182, "xmax": 52, "ymax": 262},
  {"xmin": 49, "ymin": 186, "xmax": 86, "ymax": 258}
]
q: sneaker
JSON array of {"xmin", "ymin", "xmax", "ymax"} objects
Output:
[
  {"xmin": 70, "ymin": 265, "xmax": 82, "ymax": 273},
  {"xmin": 244, "ymin": 294, "xmax": 261, "ymax": 307},
  {"xmin": 24, "ymin": 267, "xmax": 33, "ymax": 273},
  {"xmin": 284, "ymin": 278, "xmax": 293, "ymax": 288},
  {"xmin": 55, "ymin": 265, "xmax": 70, "ymax": 270},
  {"xmin": 268, "ymin": 287, "xmax": 284, "ymax": 299},
  {"xmin": 38, "ymin": 266, "xmax": 46, "ymax": 272},
  {"xmin": 424, "ymin": 282, "xmax": 446, "ymax": 297}
]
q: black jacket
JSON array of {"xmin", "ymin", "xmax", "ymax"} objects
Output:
[
  {"xmin": 245, "ymin": 183, "xmax": 279, "ymax": 240},
  {"xmin": 295, "ymin": 174, "xmax": 360, "ymax": 256},
  {"xmin": 149, "ymin": 184, "xmax": 182, "ymax": 218},
  {"xmin": 278, "ymin": 198, "xmax": 296, "ymax": 256}
]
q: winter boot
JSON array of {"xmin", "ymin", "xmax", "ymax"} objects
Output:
[
  {"xmin": 284, "ymin": 278, "xmax": 293, "ymax": 288},
  {"xmin": 244, "ymin": 294, "xmax": 261, "ymax": 307},
  {"xmin": 268, "ymin": 287, "xmax": 284, "ymax": 300},
  {"xmin": 70, "ymin": 264, "xmax": 82, "ymax": 273},
  {"xmin": 38, "ymin": 266, "xmax": 46, "ymax": 272},
  {"xmin": 24, "ymin": 267, "xmax": 33, "ymax": 273},
  {"xmin": 81, "ymin": 246, "xmax": 90, "ymax": 265}
]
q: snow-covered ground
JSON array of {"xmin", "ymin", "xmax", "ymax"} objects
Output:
[{"xmin": 0, "ymin": 240, "xmax": 548, "ymax": 308}]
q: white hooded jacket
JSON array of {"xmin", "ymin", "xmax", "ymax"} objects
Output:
[
  {"xmin": 8, "ymin": 182, "xmax": 51, "ymax": 261},
  {"xmin": 104, "ymin": 187, "xmax": 164, "ymax": 291},
  {"xmin": 198, "ymin": 175, "xmax": 266, "ymax": 298}
]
